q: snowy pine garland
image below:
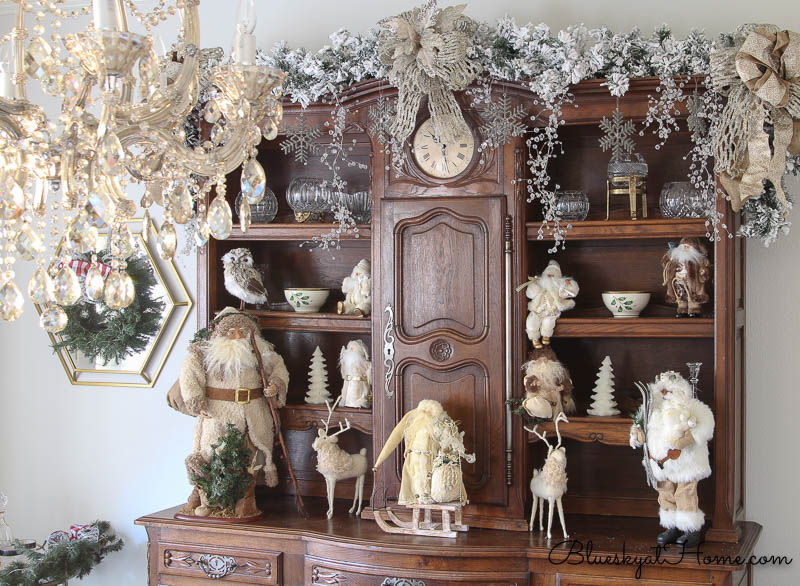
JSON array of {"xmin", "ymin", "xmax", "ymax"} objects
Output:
[{"xmin": 187, "ymin": 6, "xmax": 797, "ymax": 248}]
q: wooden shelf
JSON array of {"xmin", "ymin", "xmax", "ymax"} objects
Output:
[
  {"xmin": 281, "ymin": 403, "xmax": 373, "ymax": 435},
  {"xmin": 226, "ymin": 223, "xmax": 371, "ymax": 241},
  {"xmin": 526, "ymin": 218, "xmax": 708, "ymax": 241},
  {"xmin": 250, "ymin": 310, "xmax": 372, "ymax": 334},
  {"xmin": 526, "ymin": 416, "xmax": 632, "ymax": 447},
  {"xmin": 554, "ymin": 317, "xmax": 714, "ymax": 338}
]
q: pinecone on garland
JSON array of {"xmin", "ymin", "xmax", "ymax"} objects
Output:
[{"xmin": 587, "ymin": 356, "xmax": 620, "ymax": 416}]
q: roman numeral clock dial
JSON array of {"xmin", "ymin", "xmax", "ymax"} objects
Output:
[{"xmin": 411, "ymin": 118, "xmax": 475, "ymax": 179}]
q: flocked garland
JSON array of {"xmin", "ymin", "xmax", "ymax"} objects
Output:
[
  {"xmin": 187, "ymin": 2, "xmax": 797, "ymax": 248},
  {"xmin": 0, "ymin": 521, "xmax": 123, "ymax": 586},
  {"xmin": 52, "ymin": 252, "xmax": 166, "ymax": 365}
]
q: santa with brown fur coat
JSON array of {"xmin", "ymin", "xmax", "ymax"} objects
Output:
[
  {"xmin": 179, "ymin": 307, "xmax": 289, "ymax": 517},
  {"xmin": 662, "ymin": 238, "xmax": 711, "ymax": 317}
]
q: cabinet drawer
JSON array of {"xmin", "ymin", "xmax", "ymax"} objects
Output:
[
  {"xmin": 160, "ymin": 542, "xmax": 281, "ymax": 584},
  {"xmin": 555, "ymin": 573, "xmax": 708, "ymax": 586},
  {"xmin": 306, "ymin": 557, "xmax": 527, "ymax": 585}
]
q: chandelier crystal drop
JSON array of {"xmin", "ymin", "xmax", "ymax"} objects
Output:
[{"xmin": 0, "ymin": 0, "xmax": 285, "ymax": 329}]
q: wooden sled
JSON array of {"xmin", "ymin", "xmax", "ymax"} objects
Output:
[{"xmin": 373, "ymin": 502, "xmax": 468, "ymax": 538}]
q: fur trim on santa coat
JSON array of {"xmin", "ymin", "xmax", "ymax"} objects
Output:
[{"xmin": 645, "ymin": 395, "xmax": 714, "ymax": 484}]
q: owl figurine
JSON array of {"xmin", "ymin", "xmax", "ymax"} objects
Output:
[{"xmin": 221, "ymin": 248, "xmax": 268, "ymax": 309}]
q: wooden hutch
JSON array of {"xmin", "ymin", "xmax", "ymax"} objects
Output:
[{"xmin": 136, "ymin": 78, "xmax": 760, "ymax": 585}]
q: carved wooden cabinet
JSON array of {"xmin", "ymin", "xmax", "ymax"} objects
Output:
[{"xmin": 138, "ymin": 77, "xmax": 759, "ymax": 584}]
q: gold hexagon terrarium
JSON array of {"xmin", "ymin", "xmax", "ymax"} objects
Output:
[{"xmin": 37, "ymin": 218, "xmax": 192, "ymax": 387}]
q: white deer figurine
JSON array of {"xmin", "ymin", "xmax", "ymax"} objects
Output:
[
  {"xmin": 525, "ymin": 412, "xmax": 569, "ymax": 539},
  {"xmin": 312, "ymin": 397, "xmax": 369, "ymax": 519}
]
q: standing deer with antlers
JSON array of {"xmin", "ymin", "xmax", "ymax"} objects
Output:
[
  {"xmin": 525, "ymin": 412, "xmax": 569, "ymax": 539},
  {"xmin": 312, "ymin": 397, "xmax": 369, "ymax": 519}
]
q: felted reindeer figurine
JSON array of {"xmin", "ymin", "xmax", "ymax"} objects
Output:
[
  {"xmin": 312, "ymin": 397, "xmax": 369, "ymax": 519},
  {"xmin": 525, "ymin": 412, "xmax": 569, "ymax": 539}
]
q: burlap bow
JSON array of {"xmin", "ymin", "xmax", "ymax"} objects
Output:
[
  {"xmin": 378, "ymin": 0, "xmax": 481, "ymax": 144},
  {"xmin": 712, "ymin": 25, "xmax": 800, "ymax": 212}
]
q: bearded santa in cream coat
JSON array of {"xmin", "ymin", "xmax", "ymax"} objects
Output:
[
  {"xmin": 630, "ymin": 371, "xmax": 714, "ymax": 547},
  {"xmin": 523, "ymin": 260, "xmax": 579, "ymax": 348},
  {"xmin": 180, "ymin": 307, "xmax": 289, "ymax": 517}
]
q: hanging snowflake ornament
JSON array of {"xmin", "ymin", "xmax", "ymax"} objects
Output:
[
  {"xmin": 377, "ymin": 0, "xmax": 482, "ymax": 144},
  {"xmin": 479, "ymin": 93, "xmax": 528, "ymax": 150},
  {"xmin": 367, "ymin": 96, "xmax": 397, "ymax": 146},
  {"xmin": 280, "ymin": 112, "xmax": 322, "ymax": 164},
  {"xmin": 599, "ymin": 108, "xmax": 636, "ymax": 160}
]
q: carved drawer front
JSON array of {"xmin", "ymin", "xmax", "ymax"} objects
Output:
[
  {"xmin": 306, "ymin": 557, "xmax": 527, "ymax": 585},
  {"xmin": 160, "ymin": 542, "xmax": 281, "ymax": 584},
  {"xmin": 555, "ymin": 574, "xmax": 707, "ymax": 586}
]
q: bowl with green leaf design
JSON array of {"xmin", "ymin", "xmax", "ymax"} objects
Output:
[
  {"xmin": 284, "ymin": 288, "xmax": 330, "ymax": 313},
  {"xmin": 602, "ymin": 291, "xmax": 650, "ymax": 318}
]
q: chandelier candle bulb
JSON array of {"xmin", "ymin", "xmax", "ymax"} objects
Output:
[
  {"xmin": 0, "ymin": 42, "xmax": 14, "ymax": 100},
  {"xmin": 92, "ymin": 0, "xmax": 124, "ymax": 32},
  {"xmin": 233, "ymin": 0, "xmax": 257, "ymax": 65}
]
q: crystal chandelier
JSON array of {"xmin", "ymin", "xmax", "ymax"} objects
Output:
[{"xmin": 0, "ymin": 0, "xmax": 284, "ymax": 332}]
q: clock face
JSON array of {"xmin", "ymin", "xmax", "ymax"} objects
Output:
[{"xmin": 411, "ymin": 119, "xmax": 475, "ymax": 179}]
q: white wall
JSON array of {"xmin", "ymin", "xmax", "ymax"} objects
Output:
[{"xmin": 0, "ymin": 2, "xmax": 797, "ymax": 585}]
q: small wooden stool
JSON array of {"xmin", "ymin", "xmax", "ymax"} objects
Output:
[{"xmin": 374, "ymin": 502, "xmax": 468, "ymax": 538}]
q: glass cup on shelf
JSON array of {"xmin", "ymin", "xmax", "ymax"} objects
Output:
[
  {"xmin": 286, "ymin": 177, "xmax": 332, "ymax": 222},
  {"xmin": 554, "ymin": 190, "xmax": 590, "ymax": 222},
  {"xmin": 659, "ymin": 182, "xmax": 714, "ymax": 219},
  {"xmin": 235, "ymin": 187, "xmax": 278, "ymax": 224},
  {"xmin": 344, "ymin": 191, "xmax": 372, "ymax": 224}
]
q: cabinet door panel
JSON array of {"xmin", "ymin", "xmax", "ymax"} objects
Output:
[{"xmin": 377, "ymin": 196, "xmax": 506, "ymax": 508}]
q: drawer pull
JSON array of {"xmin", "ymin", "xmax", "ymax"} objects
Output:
[{"xmin": 382, "ymin": 579, "xmax": 426, "ymax": 586}]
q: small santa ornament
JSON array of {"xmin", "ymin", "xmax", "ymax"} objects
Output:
[
  {"xmin": 661, "ymin": 238, "xmax": 711, "ymax": 318},
  {"xmin": 521, "ymin": 346, "xmax": 576, "ymax": 420},
  {"xmin": 339, "ymin": 340, "xmax": 372, "ymax": 408},
  {"xmin": 520, "ymin": 260, "xmax": 579, "ymax": 348},
  {"xmin": 630, "ymin": 371, "xmax": 715, "ymax": 547},
  {"xmin": 338, "ymin": 259, "xmax": 371, "ymax": 316}
]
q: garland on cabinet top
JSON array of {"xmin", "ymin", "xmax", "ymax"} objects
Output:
[{"xmin": 185, "ymin": 1, "xmax": 800, "ymax": 249}]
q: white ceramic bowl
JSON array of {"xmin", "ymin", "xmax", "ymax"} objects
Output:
[
  {"xmin": 602, "ymin": 291, "xmax": 651, "ymax": 318},
  {"xmin": 284, "ymin": 288, "xmax": 330, "ymax": 313}
]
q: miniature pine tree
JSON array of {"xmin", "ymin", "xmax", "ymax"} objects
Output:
[
  {"xmin": 587, "ymin": 356, "xmax": 620, "ymax": 416},
  {"xmin": 305, "ymin": 346, "xmax": 331, "ymax": 404},
  {"xmin": 192, "ymin": 424, "xmax": 252, "ymax": 512}
]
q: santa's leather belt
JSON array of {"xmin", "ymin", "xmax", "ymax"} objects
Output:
[{"xmin": 206, "ymin": 386, "xmax": 263, "ymax": 405}]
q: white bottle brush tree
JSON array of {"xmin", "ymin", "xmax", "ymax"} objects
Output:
[
  {"xmin": 587, "ymin": 356, "xmax": 620, "ymax": 416},
  {"xmin": 305, "ymin": 346, "xmax": 331, "ymax": 404}
]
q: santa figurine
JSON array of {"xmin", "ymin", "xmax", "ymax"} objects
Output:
[
  {"xmin": 339, "ymin": 340, "xmax": 372, "ymax": 408},
  {"xmin": 179, "ymin": 307, "xmax": 289, "ymax": 518},
  {"xmin": 373, "ymin": 399, "xmax": 474, "ymax": 505},
  {"xmin": 521, "ymin": 260, "xmax": 579, "ymax": 348},
  {"xmin": 629, "ymin": 371, "xmax": 715, "ymax": 547},
  {"xmin": 661, "ymin": 238, "xmax": 711, "ymax": 318},
  {"xmin": 338, "ymin": 259, "xmax": 371, "ymax": 316},
  {"xmin": 521, "ymin": 346, "xmax": 576, "ymax": 420}
]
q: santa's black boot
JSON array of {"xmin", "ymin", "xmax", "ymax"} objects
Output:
[
  {"xmin": 656, "ymin": 527, "xmax": 682, "ymax": 545},
  {"xmin": 676, "ymin": 530, "xmax": 704, "ymax": 548}
]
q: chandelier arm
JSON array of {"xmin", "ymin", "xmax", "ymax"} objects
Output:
[
  {"xmin": 113, "ymin": 3, "xmax": 201, "ymax": 130},
  {"xmin": 0, "ymin": 112, "xmax": 23, "ymax": 139},
  {"xmin": 116, "ymin": 122, "xmax": 254, "ymax": 178}
]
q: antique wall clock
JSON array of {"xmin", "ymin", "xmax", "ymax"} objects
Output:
[{"xmin": 411, "ymin": 118, "xmax": 475, "ymax": 179}]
